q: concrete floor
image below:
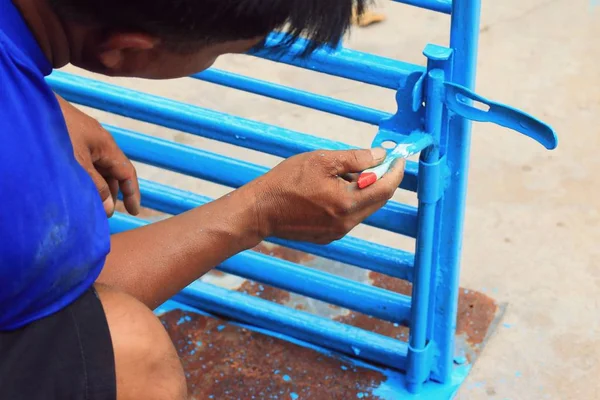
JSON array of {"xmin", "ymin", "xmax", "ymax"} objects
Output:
[{"xmin": 65, "ymin": 0, "xmax": 600, "ymax": 398}]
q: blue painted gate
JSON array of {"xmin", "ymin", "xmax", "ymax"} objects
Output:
[{"xmin": 48, "ymin": 0, "xmax": 557, "ymax": 395}]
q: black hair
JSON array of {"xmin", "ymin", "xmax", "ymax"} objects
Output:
[{"xmin": 50, "ymin": 0, "xmax": 369, "ymax": 54}]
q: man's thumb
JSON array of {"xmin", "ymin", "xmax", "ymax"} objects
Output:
[{"xmin": 335, "ymin": 148, "xmax": 386, "ymax": 174}]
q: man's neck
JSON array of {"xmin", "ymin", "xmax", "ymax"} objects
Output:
[{"xmin": 12, "ymin": 0, "xmax": 71, "ymax": 68}]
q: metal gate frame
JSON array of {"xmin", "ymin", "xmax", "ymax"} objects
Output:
[{"xmin": 48, "ymin": 0, "xmax": 557, "ymax": 395}]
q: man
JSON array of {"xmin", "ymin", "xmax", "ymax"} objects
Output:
[{"xmin": 0, "ymin": 0, "xmax": 405, "ymax": 399}]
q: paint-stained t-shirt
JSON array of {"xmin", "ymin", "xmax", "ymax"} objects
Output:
[{"xmin": 0, "ymin": 0, "xmax": 110, "ymax": 330}]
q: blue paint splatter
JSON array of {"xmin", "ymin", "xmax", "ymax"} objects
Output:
[
  {"xmin": 283, "ymin": 375, "xmax": 291, "ymax": 382},
  {"xmin": 196, "ymin": 341, "xmax": 203, "ymax": 346},
  {"xmin": 217, "ymin": 325, "xmax": 226, "ymax": 331},
  {"xmin": 357, "ymin": 393, "xmax": 365, "ymax": 398},
  {"xmin": 290, "ymin": 393, "xmax": 299, "ymax": 400},
  {"xmin": 190, "ymin": 350, "xmax": 196, "ymax": 355},
  {"xmin": 503, "ymin": 323, "xmax": 513, "ymax": 328},
  {"xmin": 176, "ymin": 315, "xmax": 192, "ymax": 325},
  {"xmin": 351, "ymin": 346, "xmax": 361, "ymax": 355},
  {"xmin": 341, "ymin": 365, "xmax": 348, "ymax": 371},
  {"xmin": 515, "ymin": 371, "xmax": 522, "ymax": 378},
  {"xmin": 274, "ymin": 369, "xmax": 280, "ymax": 374}
]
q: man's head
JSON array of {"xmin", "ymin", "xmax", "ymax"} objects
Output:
[{"xmin": 48, "ymin": 0, "xmax": 368, "ymax": 78}]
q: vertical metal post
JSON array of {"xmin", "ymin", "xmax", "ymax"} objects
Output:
[
  {"xmin": 406, "ymin": 67, "xmax": 446, "ymax": 393},
  {"xmin": 429, "ymin": 0, "xmax": 482, "ymax": 383}
]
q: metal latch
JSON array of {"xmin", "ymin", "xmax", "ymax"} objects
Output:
[{"xmin": 372, "ymin": 44, "xmax": 558, "ymax": 153}]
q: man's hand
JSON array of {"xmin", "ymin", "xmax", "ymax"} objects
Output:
[
  {"xmin": 56, "ymin": 95, "xmax": 140, "ymax": 217},
  {"xmin": 248, "ymin": 148, "xmax": 405, "ymax": 244}
]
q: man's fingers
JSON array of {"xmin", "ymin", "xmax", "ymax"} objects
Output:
[
  {"xmin": 85, "ymin": 168, "xmax": 114, "ymax": 217},
  {"xmin": 339, "ymin": 173, "xmax": 359, "ymax": 183},
  {"xmin": 353, "ymin": 198, "xmax": 389, "ymax": 225},
  {"xmin": 120, "ymin": 178, "xmax": 140, "ymax": 216},
  {"xmin": 96, "ymin": 149, "xmax": 141, "ymax": 216},
  {"xmin": 106, "ymin": 179, "xmax": 119, "ymax": 217},
  {"xmin": 328, "ymin": 148, "xmax": 386, "ymax": 175},
  {"xmin": 350, "ymin": 157, "xmax": 406, "ymax": 209}
]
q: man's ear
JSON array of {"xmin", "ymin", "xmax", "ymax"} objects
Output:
[{"xmin": 97, "ymin": 33, "xmax": 159, "ymax": 72}]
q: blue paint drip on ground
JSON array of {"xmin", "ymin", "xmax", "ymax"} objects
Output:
[
  {"xmin": 283, "ymin": 374, "xmax": 291, "ymax": 382},
  {"xmin": 176, "ymin": 315, "xmax": 192, "ymax": 325},
  {"xmin": 217, "ymin": 324, "xmax": 226, "ymax": 331},
  {"xmin": 290, "ymin": 393, "xmax": 299, "ymax": 400}
]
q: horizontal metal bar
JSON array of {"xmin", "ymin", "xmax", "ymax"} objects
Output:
[
  {"xmin": 109, "ymin": 126, "xmax": 418, "ymax": 237},
  {"xmin": 47, "ymin": 71, "xmax": 419, "ymax": 190},
  {"xmin": 136, "ymin": 178, "xmax": 415, "ymax": 280},
  {"xmin": 192, "ymin": 69, "xmax": 391, "ymax": 125},
  {"xmin": 252, "ymin": 35, "xmax": 425, "ymax": 90},
  {"xmin": 110, "ymin": 213, "xmax": 413, "ymax": 325},
  {"xmin": 392, "ymin": 0, "xmax": 452, "ymax": 14},
  {"xmin": 175, "ymin": 281, "xmax": 408, "ymax": 370}
]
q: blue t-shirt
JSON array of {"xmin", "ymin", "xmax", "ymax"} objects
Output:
[{"xmin": 0, "ymin": 0, "xmax": 110, "ymax": 330}]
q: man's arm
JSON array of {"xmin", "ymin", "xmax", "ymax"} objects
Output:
[
  {"xmin": 58, "ymin": 97, "xmax": 405, "ymax": 309},
  {"xmin": 100, "ymin": 183, "xmax": 262, "ymax": 309},
  {"xmin": 101, "ymin": 149, "xmax": 405, "ymax": 309}
]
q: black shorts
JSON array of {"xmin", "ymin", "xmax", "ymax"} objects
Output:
[{"xmin": 0, "ymin": 288, "xmax": 117, "ymax": 400}]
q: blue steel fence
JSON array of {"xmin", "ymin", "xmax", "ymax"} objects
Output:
[{"xmin": 47, "ymin": 0, "xmax": 557, "ymax": 393}]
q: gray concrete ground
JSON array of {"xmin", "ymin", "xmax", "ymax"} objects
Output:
[{"xmin": 65, "ymin": 0, "xmax": 600, "ymax": 398}]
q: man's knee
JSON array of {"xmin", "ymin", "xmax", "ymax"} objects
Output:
[{"xmin": 95, "ymin": 284, "xmax": 187, "ymax": 400}]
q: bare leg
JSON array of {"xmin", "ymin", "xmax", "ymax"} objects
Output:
[{"xmin": 95, "ymin": 284, "xmax": 187, "ymax": 400}]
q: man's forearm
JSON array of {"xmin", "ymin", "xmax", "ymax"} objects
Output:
[{"xmin": 98, "ymin": 185, "xmax": 264, "ymax": 309}]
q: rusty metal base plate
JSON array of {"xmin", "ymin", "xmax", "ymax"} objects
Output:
[{"xmin": 154, "ymin": 242, "xmax": 504, "ymax": 399}]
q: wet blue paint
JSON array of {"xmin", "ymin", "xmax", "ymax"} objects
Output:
[
  {"xmin": 282, "ymin": 375, "xmax": 291, "ymax": 382},
  {"xmin": 217, "ymin": 324, "xmax": 226, "ymax": 331},
  {"xmin": 290, "ymin": 393, "xmax": 299, "ymax": 400}
]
